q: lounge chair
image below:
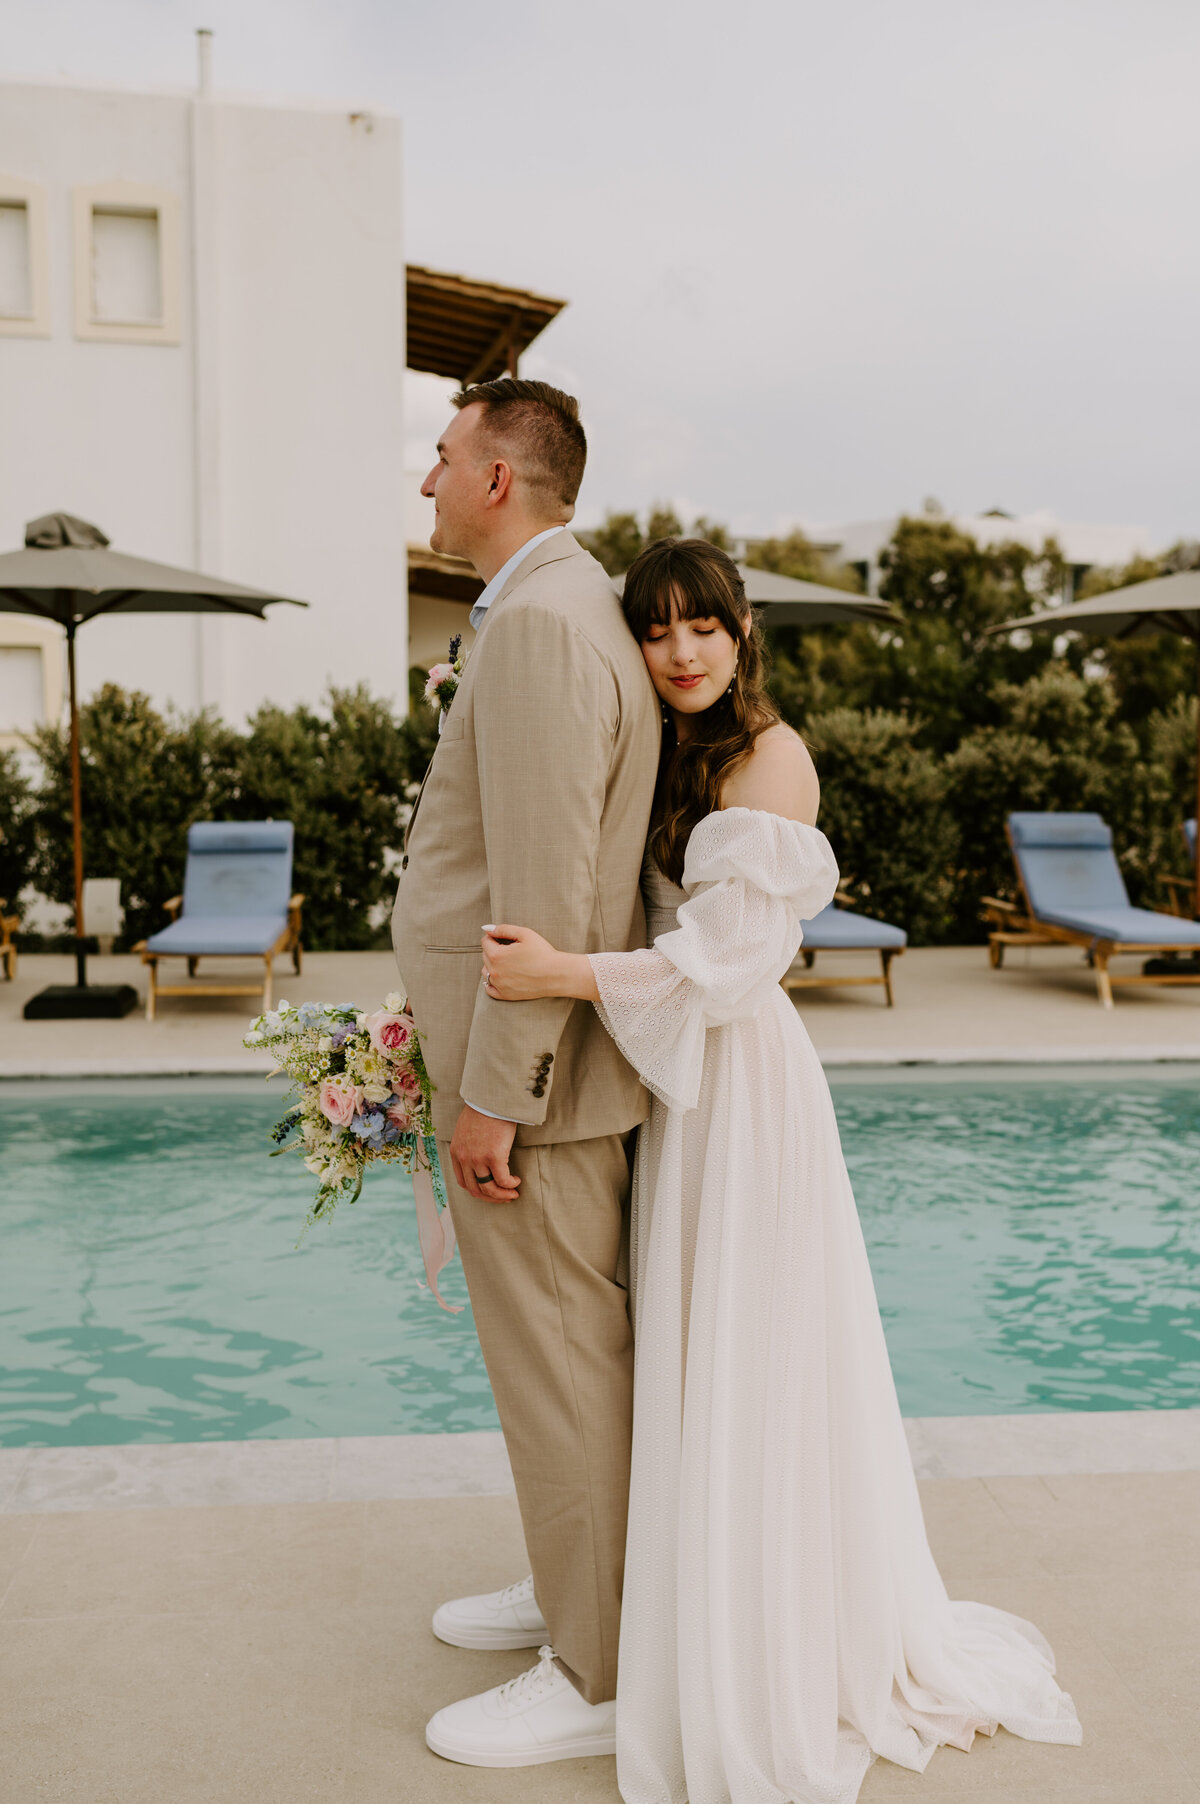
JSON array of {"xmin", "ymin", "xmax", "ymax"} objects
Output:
[
  {"xmin": 0, "ymin": 899, "xmax": 16, "ymax": 980},
  {"xmin": 981, "ymin": 812, "xmax": 1200, "ymax": 1007},
  {"xmin": 1162, "ymin": 820, "xmax": 1198, "ymax": 919},
  {"xmin": 784, "ymin": 896, "xmax": 907, "ymax": 1006},
  {"xmin": 136, "ymin": 822, "xmax": 304, "ymax": 1020}
]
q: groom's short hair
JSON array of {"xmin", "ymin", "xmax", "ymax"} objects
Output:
[{"xmin": 452, "ymin": 378, "xmax": 587, "ymax": 512}]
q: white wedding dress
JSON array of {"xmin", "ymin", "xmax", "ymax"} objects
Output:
[{"xmin": 589, "ymin": 807, "xmax": 1081, "ymax": 1804}]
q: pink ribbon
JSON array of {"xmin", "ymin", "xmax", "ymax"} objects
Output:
[{"xmin": 413, "ymin": 1162, "xmax": 462, "ymax": 1314}]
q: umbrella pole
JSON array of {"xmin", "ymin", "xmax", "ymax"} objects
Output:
[{"xmin": 66, "ymin": 618, "xmax": 87, "ymax": 988}]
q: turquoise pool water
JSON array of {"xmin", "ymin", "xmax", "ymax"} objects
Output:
[{"xmin": 0, "ymin": 1069, "xmax": 1197, "ymax": 1446}]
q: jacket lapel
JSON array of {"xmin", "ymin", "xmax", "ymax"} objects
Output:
[{"xmin": 404, "ymin": 533, "xmax": 593, "ymax": 851}]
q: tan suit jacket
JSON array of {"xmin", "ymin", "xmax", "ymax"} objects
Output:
[{"xmin": 392, "ymin": 532, "xmax": 660, "ymax": 1145}]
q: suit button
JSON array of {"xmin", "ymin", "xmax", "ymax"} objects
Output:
[
  {"xmin": 532, "ymin": 1084, "xmax": 545, "ymax": 1097},
  {"xmin": 401, "ymin": 854, "xmax": 408, "ymax": 870},
  {"xmin": 543, "ymin": 1053, "xmax": 553, "ymax": 1064}
]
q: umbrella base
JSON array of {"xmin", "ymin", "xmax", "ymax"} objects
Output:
[{"xmin": 24, "ymin": 983, "xmax": 139, "ymax": 1020}]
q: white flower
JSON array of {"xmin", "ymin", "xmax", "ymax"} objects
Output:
[
  {"xmin": 244, "ymin": 1029, "xmax": 263, "ymax": 1045},
  {"xmin": 385, "ymin": 989, "xmax": 406, "ymax": 1013}
]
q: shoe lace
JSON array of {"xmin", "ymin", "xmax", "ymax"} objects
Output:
[
  {"xmin": 496, "ymin": 1575, "xmax": 535, "ymax": 1607},
  {"xmin": 497, "ymin": 1646, "xmax": 558, "ymax": 1707}
]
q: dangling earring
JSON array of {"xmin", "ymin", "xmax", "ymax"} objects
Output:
[{"xmin": 725, "ymin": 658, "xmax": 738, "ymax": 696}]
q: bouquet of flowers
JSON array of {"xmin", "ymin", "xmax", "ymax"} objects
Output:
[{"xmin": 243, "ymin": 994, "xmax": 461, "ymax": 1310}]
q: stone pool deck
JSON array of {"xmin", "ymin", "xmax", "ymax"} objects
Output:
[
  {"xmin": 3, "ymin": 942, "xmax": 1200, "ymax": 1076},
  {"xmin": 3, "ymin": 947, "xmax": 1199, "ymax": 1799},
  {"xmin": 1, "ymin": 1419, "xmax": 1199, "ymax": 1802}
]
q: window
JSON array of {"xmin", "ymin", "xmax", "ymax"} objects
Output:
[
  {"xmin": 0, "ymin": 648, "xmax": 45, "ymax": 735},
  {"xmin": 73, "ymin": 182, "xmax": 180, "ymax": 345},
  {"xmin": 0, "ymin": 203, "xmax": 32, "ymax": 317},
  {"xmin": 0, "ymin": 622, "xmax": 63, "ymax": 753},
  {"xmin": 91, "ymin": 207, "xmax": 162, "ymax": 324},
  {"xmin": 0, "ymin": 176, "xmax": 50, "ymax": 338}
]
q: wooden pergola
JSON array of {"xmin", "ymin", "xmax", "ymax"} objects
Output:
[{"xmin": 406, "ymin": 265, "xmax": 567, "ymax": 387}]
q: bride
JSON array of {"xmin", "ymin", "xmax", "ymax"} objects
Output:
[{"xmin": 481, "ymin": 537, "xmax": 1082, "ymax": 1804}]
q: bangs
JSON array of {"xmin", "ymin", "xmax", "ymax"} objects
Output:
[{"xmin": 622, "ymin": 538, "xmax": 747, "ymax": 640}]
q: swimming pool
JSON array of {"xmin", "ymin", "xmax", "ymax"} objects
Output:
[{"xmin": 1, "ymin": 1068, "xmax": 1197, "ymax": 1446}]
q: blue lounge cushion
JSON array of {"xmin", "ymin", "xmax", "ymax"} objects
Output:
[
  {"xmin": 799, "ymin": 902, "xmax": 907, "ymax": 950},
  {"xmin": 1029, "ymin": 905, "xmax": 1200, "ymax": 947},
  {"xmin": 145, "ymin": 914, "xmax": 288, "ymax": 957},
  {"xmin": 182, "ymin": 820, "xmax": 294, "ymax": 921},
  {"xmin": 1009, "ymin": 811, "xmax": 1200, "ymax": 945}
]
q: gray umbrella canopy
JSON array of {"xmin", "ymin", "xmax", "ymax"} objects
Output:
[
  {"xmin": 994, "ymin": 569, "xmax": 1200, "ymax": 912},
  {"xmin": 614, "ymin": 562, "xmax": 892, "ymax": 626},
  {"xmin": 0, "ymin": 513, "xmax": 306, "ymax": 623},
  {"xmin": 1, "ymin": 513, "xmax": 307, "ymax": 1008}
]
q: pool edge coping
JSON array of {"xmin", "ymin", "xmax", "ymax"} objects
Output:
[
  {"xmin": 2, "ymin": 1411, "xmax": 1198, "ymax": 1513},
  {"xmin": 4, "ymin": 1044, "xmax": 1200, "ymax": 1080}
]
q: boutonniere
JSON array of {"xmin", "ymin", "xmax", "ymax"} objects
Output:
[{"xmin": 423, "ymin": 633, "xmax": 466, "ymax": 715}]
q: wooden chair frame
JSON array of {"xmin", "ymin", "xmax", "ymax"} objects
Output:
[
  {"xmin": 982, "ymin": 825, "xmax": 1200, "ymax": 1008},
  {"xmin": 135, "ymin": 894, "xmax": 305, "ymax": 1021},
  {"xmin": 1161, "ymin": 872, "xmax": 1198, "ymax": 920},
  {"xmin": 781, "ymin": 888, "xmax": 905, "ymax": 1007},
  {"xmin": 0, "ymin": 900, "xmax": 17, "ymax": 981}
]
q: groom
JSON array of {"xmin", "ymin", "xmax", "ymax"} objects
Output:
[{"xmin": 392, "ymin": 379, "xmax": 659, "ymax": 1766}]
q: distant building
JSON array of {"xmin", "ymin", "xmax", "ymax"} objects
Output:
[
  {"xmin": 0, "ymin": 54, "xmax": 405, "ymax": 745},
  {"xmin": 0, "ymin": 48, "xmax": 566, "ymax": 748},
  {"xmin": 813, "ymin": 510, "xmax": 1154, "ymax": 601}
]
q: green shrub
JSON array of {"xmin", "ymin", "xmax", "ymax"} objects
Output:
[
  {"xmin": 0, "ymin": 749, "xmax": 36, "ymax": 913},
  {"xmin": 29, "ymin": 686, "xmax": 240, "ymax": 945},
  {"xmin": 943, "ymin": 668, "xmax": 1184, "ymax": 935},
  {"xmin": 29, "ymin": 684, "xmax": 432, "ymax": 952},
  {"xmin": 231, "ymin": 688, "xmax": 416, "ymax": 951},
  {"xmin": 803, "ymin": 708, "xmax": 958, "ymax": 944}
]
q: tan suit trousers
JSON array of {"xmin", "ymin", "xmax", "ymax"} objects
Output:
[{"xmin": 438, "ymin": 1129, "xmax": 634, "ymax": 1706}]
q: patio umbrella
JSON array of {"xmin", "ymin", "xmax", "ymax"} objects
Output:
[
  {"xmin": 615, "ymin": 562, "xmax": 894, "ymax": 626},
  {"xmin": 0, "ymin": 513, "xmax": 308, "ymax": 1019},
  {"xmin": 993, "ymin": 568, "xmax": 1200, "ymax": 915}
]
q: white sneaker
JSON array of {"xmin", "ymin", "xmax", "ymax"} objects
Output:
[
  {"xmin": 432, "ymin": 1573, "xmax": 548, "ymax": 1651},
  {"xmin": 425, "ymin": 1645, "xmax": 616, "ymax": 1768}
]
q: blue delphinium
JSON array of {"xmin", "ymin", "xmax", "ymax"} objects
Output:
[{"xmin": 350, "ymin": 1109, "xmax": 388, "ymax": 1151}]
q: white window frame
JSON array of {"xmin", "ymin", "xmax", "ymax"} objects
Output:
[
  {"xmin": 0, "ymin": 618, "xmax": 63, "ymax": 753},
  {"xmin": 73, "ymin": 180, "xmax": 182, "ymax": 346},
  {"xmin": 0, "ymin": 174, "xmax": 51, "ymax": 338}
]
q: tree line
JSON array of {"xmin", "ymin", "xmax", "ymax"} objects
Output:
[{"xmin": 0, "ymin": 513, "xmax": 1195, "ymax": 949}]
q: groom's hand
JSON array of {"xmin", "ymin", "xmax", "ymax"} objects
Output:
[{"xmin": 450, "ymin": 1105, "xmax": 521, "ymax": 1204}]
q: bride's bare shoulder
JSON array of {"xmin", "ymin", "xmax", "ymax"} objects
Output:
[{"xmin": 720, "ymin": 723, "xmax": 820, "ymax": 825}]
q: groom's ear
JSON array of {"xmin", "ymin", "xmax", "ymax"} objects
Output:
[{"xmin": 485, "ymin": 459, "xmax": 515, "ymax": 507}]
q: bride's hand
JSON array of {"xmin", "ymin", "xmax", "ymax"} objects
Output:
[{"xmin": 481, "ymin": 925, "xmax": 598, "ymax": 1002}]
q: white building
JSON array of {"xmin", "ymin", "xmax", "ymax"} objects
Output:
[
  {"xmin": 816, "ymin": 509, "xmax": 1154, "ymax": 600},
  {"xmin": 0, "ymin": 47, "xmax": 407, "ymax": 746}
]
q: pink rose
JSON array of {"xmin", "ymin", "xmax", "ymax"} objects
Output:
[
  {"xmin": 396, "ymin": 1069, "xmax": 421, "ymax": 1097},
  {"xmin": 386, "ymin": 1095, "xmax": 417, "ymax": 1130},
  {"xmin": 319, "ymin": 1076, "xmax": 362, "ymax": 1129},
  {"xmin": 423, "ymin": 663, "xmax": 456, "ymax": 706},
  {"xmin": 365, "ymin": 1009, "xmax": 411, "ymax": 1057}
]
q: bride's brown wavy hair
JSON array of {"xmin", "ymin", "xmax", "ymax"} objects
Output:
[{"xmin": 622, "ymin": 538, "xmax": 779, "ymax": 884}]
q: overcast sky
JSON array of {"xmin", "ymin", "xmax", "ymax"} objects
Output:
[{"xmin": 6, "ymin": 0, "xmax": 1200, "ymax": 545}]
